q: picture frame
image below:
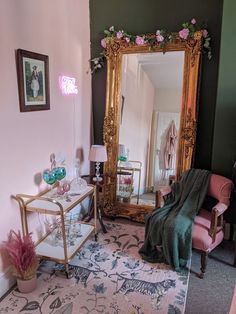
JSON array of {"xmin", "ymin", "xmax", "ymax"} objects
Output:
[{"xmin": 16, "ymin": 49, "xmax": 50, "ymax": 112}]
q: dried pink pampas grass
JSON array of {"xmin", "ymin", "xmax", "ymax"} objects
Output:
[{"xmin": 4, "ymin": 230, "xmax": 38, "ymax": 280}]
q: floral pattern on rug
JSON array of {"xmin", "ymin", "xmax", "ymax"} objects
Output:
[{"xmin": 0, "ymin": 222, "xmax": 189, "ymax": 314}]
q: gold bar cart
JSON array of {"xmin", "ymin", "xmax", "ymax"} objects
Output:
[{"xmin": 15, "ymin": 184, "xmax": 97, "ymax": 278}]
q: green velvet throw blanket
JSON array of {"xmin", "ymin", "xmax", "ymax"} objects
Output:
[{"xmin": 139, "ymin": 168, "xmax": 210, "ymax": 271}]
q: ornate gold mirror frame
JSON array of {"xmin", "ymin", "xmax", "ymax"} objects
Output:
[{"xmin": 102, "ymin": 31, "xmax": 203, "ymax": 222}]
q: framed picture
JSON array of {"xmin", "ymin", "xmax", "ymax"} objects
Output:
[{"xmin": 16, "ymin": 49, "xmax": 50, "ymax": 112}]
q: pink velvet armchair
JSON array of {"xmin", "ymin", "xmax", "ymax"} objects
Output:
[{"xmin": 158, "ymin": 173, "xmax": 233, "ymax": 278}]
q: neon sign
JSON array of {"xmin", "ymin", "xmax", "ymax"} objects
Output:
[{"xmin": 59, "ymin": 75, "xmax": 78, "ymax": 95}]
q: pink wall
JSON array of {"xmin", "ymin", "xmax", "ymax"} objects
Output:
[{"xmin": 0, "ymin": 0, "xmax": 91, "ymax": 272}]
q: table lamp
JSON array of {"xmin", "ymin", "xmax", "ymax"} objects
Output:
[{"xmin": 89, "ymin": 145, "xmax": 107, "ymax": 182}]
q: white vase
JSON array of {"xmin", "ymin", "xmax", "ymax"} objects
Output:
[{"xmin": 17, "ymin": 276, "xmax": 37, "ymax": 293}]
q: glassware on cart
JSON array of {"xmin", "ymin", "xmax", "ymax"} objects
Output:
[
  {"xmin": 54, "ymin": 167, "xmax": 66, "ymax": 181},
  {"xmin": 70, "ymin": 158, "xmax": 87, "ymax": 194},
  {"xmin": 52, "ymin": 212, "xmax": 82, "ymax": 247},
  {"xmin": 62, "ymin": 180, "xmax": 71, "ymax": 201},
  {"xmin": 43, "ymin": 153, "xmax": 67, "ymax": 197},
  {"xmin": 43, "ymin": 170, "xmax": 57, "ymax": 186},
  {"xmin": 56, "ymin": 180, "xmax": 71, "ymax": 201}
]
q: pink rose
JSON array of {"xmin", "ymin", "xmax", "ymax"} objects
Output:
[
  {"xmin": 109, "ymin": 26, "xmax": 114, "ymax": 32},
  {"xmin": 179, "ymin": 28, "xmax": 190, "ymax": 40},
  {"xmin": 156, "ymin": 35, "xmax": 164, "ymax": 42},
  {"xmin": 202, "ymin": 29, "xmax": 208, "ymax": 38},
  {"xmin": 191, "ymin": 18, "xmax": 196, "ymax": 24},
  {"xmin": 156, "ymin": 30, "xmax": 164, "ymax": 42},
  {"xmin": 156, "ymin": 33, "xmax": 164, "ymax": 42},
  {"xmin": 135, "ymin": 36, "xmax": 145, "ymax": 46},
  {"xmin": 101, "ymin": 38, "xmax": 107, "ymax": 48},
  {"xmin": 116, "ymin": 30, "xmax": 124, "ymax": 39}
]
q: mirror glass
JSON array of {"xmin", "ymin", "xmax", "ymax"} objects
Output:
[{"xmin": 117, "ymin": 51, "xmax": 184, "ymax": 207}]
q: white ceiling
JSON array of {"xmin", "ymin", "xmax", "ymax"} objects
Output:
[{"xmin": 136, "ymin": 51, "xmax": 185, "ymax": 89}]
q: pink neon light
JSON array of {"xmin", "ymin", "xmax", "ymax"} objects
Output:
[{"xmin": 59, "ymin": 75, "xmax": 78, "ymax": 95}]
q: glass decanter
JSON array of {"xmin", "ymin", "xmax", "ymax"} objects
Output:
[{"xmin": 70, "ymin": 158, "xmax": 87, "ymax": 194}]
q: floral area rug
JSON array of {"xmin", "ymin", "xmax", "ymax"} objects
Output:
[{"xmin": 0, "ymin": 222, "xmax": 189, "ymax": 314}]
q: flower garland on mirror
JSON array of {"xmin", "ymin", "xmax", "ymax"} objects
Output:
[{"xmin": 89, "ymin": 18, "xmax": 211, "ymax": 74}]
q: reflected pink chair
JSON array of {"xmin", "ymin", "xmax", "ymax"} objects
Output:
[{"xmin": 158, "ymin": 173, "xmax": 233, "ymax": 278}]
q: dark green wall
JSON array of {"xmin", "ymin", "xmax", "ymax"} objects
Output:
[
  {"xmin": 90, "ymin": 0, "xmax": 223, "ymax": 170},
  {"xmin": 212, "ymin": 0, "xmax": 236, "ymax": 177}
]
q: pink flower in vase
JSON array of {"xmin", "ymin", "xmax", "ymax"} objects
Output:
[
  {"xmin": 124, "ymin": 177, "xmax": 132, "ymax": 185},
  {"xmin": 179, "ymin": 28, "xmax": 190, "ymax": 40},
  {"xmin": 135, "ymin": 36, "xmax": 145, "ymax": 46},
  {"xmin": 191, "ymin": 18, "xmax": 196, "ymax": 25}
]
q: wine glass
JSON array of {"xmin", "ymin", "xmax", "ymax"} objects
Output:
[
  {"xmin": 53, "ymin": 167, "xmax": 66, "ymax": 181},
  {"xmin": 62, "ymin": 181, "xmax": 71, "ymax": 202},
  {"xmin": 56, "ymin": 184, "xmax": 65, "ymax": 198},
  {"xmin": 43, "ymin": 170, "xmax": 57, "ymax": 196}
]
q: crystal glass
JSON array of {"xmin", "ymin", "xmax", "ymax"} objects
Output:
[
  {"xmin": 53, "ymin": 167, "xmax": 66, "ymax": 181},
  {"xmin": 62, "ymin": 180, "xmax": 71, "ymax": 201},
  {"xmin": 62, "ymin": 181, "xmax": 70, "ymax": 193},
  {"xmin": 70, "ymin": 159, "xmax": 87, "ymax": 194},
  {"xmin": 43, "ymin": 170, "xmax": 56, "ymax": 185},
  {"xmin": 56, "ymin": 184, "xmax": 65, "ymax": 196}
]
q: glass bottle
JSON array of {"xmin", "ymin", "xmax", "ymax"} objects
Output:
[{"xmin": 70, "ymin": 158, "xmax": 87, "ymax": 194}]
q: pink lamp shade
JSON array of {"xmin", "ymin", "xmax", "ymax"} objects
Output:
[{"xmin": 89, "ymin": 145, "xmax": 107, "ymax": 162}]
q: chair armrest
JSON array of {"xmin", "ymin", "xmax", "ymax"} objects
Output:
[
  {"xmin": 209, "ymin": 202, "xmax": 227, "ymax": 241},
  {"xmin": 156, "ymin": 186, "xmax": 172, "ymax": 208},
  {"xmin": 212, "ymin": 202, "xmax": 228, "ymax": 216},
  {"xmin": 159, "ymin": 186, "xmax": 172, "ymax": 197}
]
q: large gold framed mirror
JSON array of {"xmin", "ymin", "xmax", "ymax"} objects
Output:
[{"xmin": 102, "ymin": 31, "xmax": 203, "ymax": 222}]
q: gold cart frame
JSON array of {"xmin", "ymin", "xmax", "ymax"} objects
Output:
[{"xmin": 15, "ymin": 185, "xmax": 97, "ymax": 277}]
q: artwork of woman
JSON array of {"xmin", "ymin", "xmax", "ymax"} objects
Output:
[{"xmin": 30, "ymin": 65, "xmax": 40, "ymax": 98}]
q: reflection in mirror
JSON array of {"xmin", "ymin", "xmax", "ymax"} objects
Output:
[{"xmin": 117, "ymin": 52, "xmax": 184, "ymax": 207}]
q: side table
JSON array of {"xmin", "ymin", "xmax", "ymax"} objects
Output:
[
  {"xmin": 82, "ymin": 175, "xmax": 107, "ymax": 234},
  {"xmin": 117, "ymin": 160, "xmax": 142, "ymax": 204}
]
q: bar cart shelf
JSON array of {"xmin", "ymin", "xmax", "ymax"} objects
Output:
[{"xmin": 15, "ymin": 184, "xmax": 97, "ymax": 278}]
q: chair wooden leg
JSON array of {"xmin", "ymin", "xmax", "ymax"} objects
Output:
[
  {"xmin": 234, "ymin": 237, "xmax": 236, "ymax": 267},
  {"xmin": 199, "ymin": 252, "xmax": 208, "ymax": 279},
  {"xmin": 234, "ymin": 225, "xmax": 236, "ymax": 267}
]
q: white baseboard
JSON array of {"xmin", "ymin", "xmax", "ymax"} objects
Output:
[{"xmin": 0, "ymin": 268, "xmax": 16, "ymax": 298}]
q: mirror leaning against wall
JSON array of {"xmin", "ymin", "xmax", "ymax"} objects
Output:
[{"xmin": 102, "ymin": 29, "xmax": 204, "ymax": 223}]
